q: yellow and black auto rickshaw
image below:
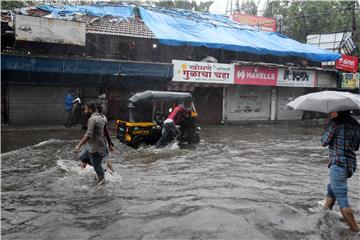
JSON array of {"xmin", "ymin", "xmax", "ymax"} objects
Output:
[{"xmin": 115, "ymin": 90, "xmax": 200, "ymax": 149}]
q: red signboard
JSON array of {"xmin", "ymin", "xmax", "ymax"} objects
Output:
[
  {"xmin": 234, "ymin": 66, "xmax": 278, "ymax": 86},
  {"xmin": 232, "ymin": 12, "xmax": 276, "ymax": 32},
  {"xmin": 335, "ymin": 54, "xmax": 358, "ymax": 73}
]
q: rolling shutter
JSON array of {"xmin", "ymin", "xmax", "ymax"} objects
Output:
[{"xmin": 8, "ymin": 85, "xmax": 69, "ymax": 125}]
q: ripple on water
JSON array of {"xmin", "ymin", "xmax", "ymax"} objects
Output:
[{"xmin": 1, "ymin": 125, "xmax": 360, "ymax": 239}]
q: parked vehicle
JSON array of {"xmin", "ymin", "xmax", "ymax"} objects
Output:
[{"xmin": 115, "ymin": 90, "xmax": 201, "ymax": 149}]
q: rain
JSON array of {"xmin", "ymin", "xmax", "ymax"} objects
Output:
[{"xmin": 1, "ymin": 0, "xmax": 360, "ymax": 239}]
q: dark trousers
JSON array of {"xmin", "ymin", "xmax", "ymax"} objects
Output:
[
  {"xmin": 156, "ymin": 121, "xmax": 180, "ymax": 148},
  {"xmin": 90, "ymin": 152, "xmax": 104, "ymax": 179},
  {"xmin": 79, "ymin": 148, "xmax": 104, "ymax": 179},
  {"xmin": 64, "ymin": 110, "xmax": 73, "ymax": 127}
]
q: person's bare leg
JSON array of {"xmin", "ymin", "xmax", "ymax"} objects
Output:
[
  {"xmin": 340, "ymin": 207, "xmax": 359, "ymax": 232},
  {"xmin": 79, "ymin": 162, "xmax": 87, "ymax": 169},
  {"xmin": 324, "ymin": 197, "xmax": 336, "ymax": 210},
  {"xmin": 106, "ymin": 160, "xmax": 114, "ymax": 174}
]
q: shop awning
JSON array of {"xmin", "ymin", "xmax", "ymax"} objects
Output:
[
  {"xmin": 1, "ymin": 55, "xmax": 172, "ymax": 78},
  {"xmin": 139, "ymin": 7, "xmax": 341, "ymax": 62}
]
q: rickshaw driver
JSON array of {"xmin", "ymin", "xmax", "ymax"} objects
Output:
[{"xmin": 155, "ymin": 102, "xmax": 190, "ymax": 148}]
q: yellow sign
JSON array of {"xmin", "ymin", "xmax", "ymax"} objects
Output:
[{"xmin": 341, "ymin": 73, "xmax": 357, "ymax": 89}]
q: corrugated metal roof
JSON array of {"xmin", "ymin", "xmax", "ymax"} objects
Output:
[
  {"xmin": 1, "ymin": 8, "xmax": 155, "ymax": 38},
  {"xmin": 79, "ymin": 15, "xmax": 154, "ymax": 38}
]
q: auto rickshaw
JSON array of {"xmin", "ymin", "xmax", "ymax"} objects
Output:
[{"xmin": 115, "ymin": 90, "xmax": 201, "ymax": 149}]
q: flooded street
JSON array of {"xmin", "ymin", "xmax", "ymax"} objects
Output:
[{"xmin": 1, "ymin": 123, "xmax": 360, "ymax": 239}]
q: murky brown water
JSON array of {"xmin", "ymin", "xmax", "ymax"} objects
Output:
[{"xmin": 1, "ymin": 124, "xmax": 360, "ymax": 239}]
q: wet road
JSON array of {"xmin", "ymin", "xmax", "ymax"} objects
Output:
[{"xmin": 1, "ymin": 124, "xmax": 360, "ymax": 239}]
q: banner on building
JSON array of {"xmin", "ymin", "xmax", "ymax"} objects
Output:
[
  {"xmin": 15, "ymin": 15, "xmax": 86, "ymax": 46},
  {"xmin": 335, "ymin": 54, "xmax": 358, "ymax": 73},
  {"xmin": 172, "ymin": 60, "xmax": 234, "ymax": 84},
  {"xmin": 234, "ymin": 66, "xmax": 278, "ymax": 86},
  {"xmin": 232, "ymin": 12, "xmax": 276, "ymax": 32},
  {"xmin": 341, "ymin": 72, "xmax": 358, "ymax": 89},
  {"xmin": 277, "ymin": 69, "xmax": 316, "ymax": 87}
]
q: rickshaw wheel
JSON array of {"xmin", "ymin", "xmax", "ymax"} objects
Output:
[{"xmin": 132, "ymin": 138, "xmax": 146, "ymax": 149}]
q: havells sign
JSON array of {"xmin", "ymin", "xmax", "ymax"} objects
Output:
[{"xmin": 234, "ymin": 66, "xmax": 277, "ymax": 86}]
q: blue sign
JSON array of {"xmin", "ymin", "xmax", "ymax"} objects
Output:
[{"xmin": 2, "ymin": 55, "xmax": 173, "ymax": 78}]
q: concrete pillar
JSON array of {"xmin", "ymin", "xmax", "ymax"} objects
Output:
[
  {"xmin": 221, "ymin": 87, "xmax": 226, "ymax": 124},
  {"xmin": 270, "ymin": 87, "xmax": 278, "ymax": 121}
]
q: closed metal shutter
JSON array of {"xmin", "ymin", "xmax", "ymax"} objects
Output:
[
  {"xmin": 225, "ymin": 85, "xmax": 272, "ymax": 121},
  {"xmin": 193, "ymin": 87, "xmax": 223, "ymax": 125},
  {"xmin": 8, "ymin": 85, "xmax": 69, "ymax": 125},
  {"xmin": 277, "ymin": 87, "xmax": 304, "ymax": 120}
]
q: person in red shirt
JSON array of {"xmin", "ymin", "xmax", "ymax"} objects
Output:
[{"xmin": 156, "ymin": 102, "xmax": 189, "ymax": 148}]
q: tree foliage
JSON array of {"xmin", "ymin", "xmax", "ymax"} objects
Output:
[
  {"xmin": 263, "ymin": 1, "xmax": 359, "ymax": 50},
  {"xmin": 240, "ymin": 0, "xmax": 258, "ymax": 15},
  {"xmin": 1, "ymin": 1, "xmax": 28, "ymax": 9},
  {"xmin": 154, "ymin": 0, "xmax": 214, "ymax": 12}
]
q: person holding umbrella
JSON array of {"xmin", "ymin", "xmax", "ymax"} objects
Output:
[
  {"xmin": 321, "ymin": 110, "xmax": 360, "ymax": 232},
  {"xmin": 287, "ymin": 91, "xmax": 360, "ymax": 232}
]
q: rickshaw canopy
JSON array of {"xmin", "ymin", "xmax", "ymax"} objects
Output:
[{"xmin": 128, "ymin": 90, "xmax": 193, "ymax": 108}]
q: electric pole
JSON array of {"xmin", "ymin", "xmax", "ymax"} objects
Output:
[{"xmin": 351, "ymin": 1, "xmax": 356, "ymax": 39}]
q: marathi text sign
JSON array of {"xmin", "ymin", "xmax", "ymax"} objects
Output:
[
  {"xmin": 234, "ymin": 65, "xmax": 278, "ymax": 86},
  {"xmin": 341, "ymin": 73, "xmax": 358, "ymax": 89},
  {"xmin": 172, "ymin": 60, "xmax": 234, "ymax": 84},
  {"xmin": 15, "ymin": 15, "xmax": 86, "ymax": 46},
  {"xmin": 277, "ymin": 69, "xmax": 316, "ymax": 87}
]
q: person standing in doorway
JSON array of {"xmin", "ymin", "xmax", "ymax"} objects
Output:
[
  {"xmin": 75, "ymin": 103, "xmax": 107, "ymax": 185},
  {"xmin": 321, "ymin": 110, "xmax": 360, "ymax": 232},
  {"xmin": 64, "ymin": 90, "xmax": 75, "ymax": 127}
]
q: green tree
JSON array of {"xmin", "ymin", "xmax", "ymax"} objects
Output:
[
  {"xmin": 240, "ymin": 0, "xmax": 258, "ymax": 15},
  {"xmin": 1, "ymin": 1, "xmax": 26, "ymax": 9},
  {"xmin": 154, "ymin": 0, "xmax": 213, "ymax": 12},
  {"xmin": 264, "ymin": 0, "xmax": 359, "ymax": 67},
  {"xmin": 196, "ymin": 1, "xmax": 213, "ymax": 12},
  {"xmin": 264, "ymin": 1, "xmax": 358, "ymax": 44},
  {"xmin": 174, "ymin": 0, "xmax": 191, "ymax": 9}
]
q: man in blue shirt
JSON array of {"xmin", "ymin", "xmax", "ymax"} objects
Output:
[
  {"xmin": 64, "ymin": 90, "xmax": 74, "ymax": 127},
  {"xmin": 321, "ymin": 110, "xmax": 360, "ymax": 232}
]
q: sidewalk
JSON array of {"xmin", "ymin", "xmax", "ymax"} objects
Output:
[
  {"xmin": 1, "ymin": 120, "xmax": 117, "ymax": 132},
  {"xmin": 1, "ymin": 124, "xmax": 80, "ymax": 132}
]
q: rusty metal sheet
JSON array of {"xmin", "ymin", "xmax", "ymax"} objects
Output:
[{"xmin": 15, "ymin": 14, "xmax": 86, "ymax": 46}]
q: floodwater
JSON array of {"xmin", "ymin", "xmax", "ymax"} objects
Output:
[{"xmin": 1, "ymin": 124, "xmax": 360, "ymax": 239}]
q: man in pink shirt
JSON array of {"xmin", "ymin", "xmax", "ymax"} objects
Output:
[{"xmin": 156, "ymin": 102, "xmax": 189, "ymax": 148}]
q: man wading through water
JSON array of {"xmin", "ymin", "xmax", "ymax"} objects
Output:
[
  {"xmin": 75, "ymin": 103, "xmax": 107, "ymax": 185},
  {"xmin": 322, "ymin": 110, "xmax": 360, "ymax": 232}
]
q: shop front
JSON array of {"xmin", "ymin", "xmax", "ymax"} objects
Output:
[{"xmin": 1, "ymin": 54, "xmax": 172, "ymax": 125}]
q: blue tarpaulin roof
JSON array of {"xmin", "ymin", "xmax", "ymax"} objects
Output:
[
  {"xmin": 38, "ymin": 4, "xmax": 134, "ymax": 18},
  {"xmin": 36, "ymin": 4, "xmax": 340, "ymax": 62},
  {"xmin": 139, "ymin": 7, "xmax": 341, "ymax": 62}
]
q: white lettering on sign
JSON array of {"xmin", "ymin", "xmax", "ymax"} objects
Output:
[
  {"xmin": 339, "ymin": 57, "xmax": 355, "ymax": 67},
  {"xmin": 172, "ymin": 60, "xmax": 234, "ymax": 84},
  {"xmin": 236, "ymin": 68, "xmax": 276, "ymax": 80}
]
